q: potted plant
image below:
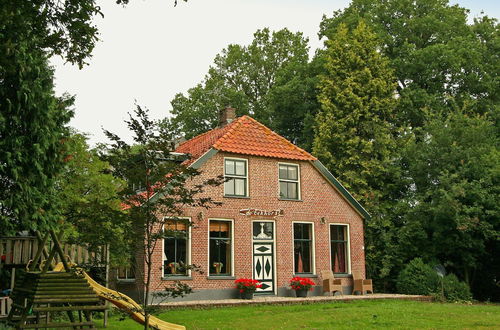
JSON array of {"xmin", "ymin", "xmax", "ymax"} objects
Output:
[
  {"xmin": 234, "ymin": 278, "xmax": 262, "ymax": 299},
  {"xmin": 290, "ymin": 276, "xmax": 315, "ymax": 297},
  {"xmin": 168, "ymin": 262, "xmax": 179, "ymax": 274},
  {"xmin": 213, "ymin": 262, "xmax": 223, "ymax": 274}
]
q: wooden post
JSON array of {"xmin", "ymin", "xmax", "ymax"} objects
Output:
[
  {"xmin": 10, "ymin": 268, "xmax": 16, "ymax": 290},
  {"xmin": 5, "ymin": 240, "xmax": 12, "ymax": 265}
]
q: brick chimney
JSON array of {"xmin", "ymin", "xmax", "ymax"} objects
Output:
[{"xmin": 218, "ymin": 106, "xmax": 236, "ymax": 127}]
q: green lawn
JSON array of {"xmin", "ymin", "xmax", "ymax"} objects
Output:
[{"xmin": 99, "ymin": 299, "xmax": 500, "ymax": 329}]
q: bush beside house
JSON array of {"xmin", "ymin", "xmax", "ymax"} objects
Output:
[{"xmin": 397, "ymin": 258, "xmax": 472, "ymax": 302}]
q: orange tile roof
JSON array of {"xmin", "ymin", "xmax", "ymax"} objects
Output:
[{"xmin": 175, "ymin": 116, "xmax": 316, "ymax": 162}]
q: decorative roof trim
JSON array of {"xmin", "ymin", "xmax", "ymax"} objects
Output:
[
  {"xmin": 190, "ymin": 148, "xmax": 219, "ymax": 170},
  {"xmin": 310, "ymin": 160, "xmax": 371, "ymax": 220}
]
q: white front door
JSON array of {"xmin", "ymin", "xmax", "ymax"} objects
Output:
[{"xmin": 252, "ymin": 221, "xmax": 275, "ymax": 294}]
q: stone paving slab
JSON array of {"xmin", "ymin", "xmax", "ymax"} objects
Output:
[{"xmin": 159, "ymin": 294, "xmax": 432, "ymax": 309}]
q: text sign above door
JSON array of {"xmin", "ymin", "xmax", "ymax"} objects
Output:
[{"xmin": 239, "ymin": 209, "xmax": 284, "ymax": 217}]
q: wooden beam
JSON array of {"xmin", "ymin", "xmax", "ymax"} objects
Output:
[
  {"xmin": 30, "ymin": 232, "xmax": 49, "ymax": 271},
  {"xmin": 49, "ymin": 230, "xmax": 70, "ymax": 272}
]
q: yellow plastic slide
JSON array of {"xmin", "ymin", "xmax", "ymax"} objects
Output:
[
  {"xmin": 53, "ymin": 263, "xmax": 185, "ymax": 330},
  {"xmin": 84, "ymin": 272, "xmax": 185, "ymax": 330}
]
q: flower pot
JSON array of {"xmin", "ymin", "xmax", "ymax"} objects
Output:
[
  {"xmin": 240, "ymin": 292, "xmax": 254, "ymax": 300},
  {"xmin": 295, "ymin": 289, "xmax": 308, "ymax": 298}
]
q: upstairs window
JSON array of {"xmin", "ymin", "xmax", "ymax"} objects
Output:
[
  {"xmin": 279, "ymin": 164, "xmax": 300, "ymax": 200},
  {"xmin": 224, "ymin": 158, "xmax": 248, "ymax": 197}
]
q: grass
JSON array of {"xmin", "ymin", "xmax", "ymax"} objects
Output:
[{"xmin": 98, "ymin": 299, "xmax": 499, "ymax": 329}]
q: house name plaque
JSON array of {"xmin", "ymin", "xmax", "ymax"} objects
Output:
[{"xmin": 239, "ymin": 208, "xmax": 284, "ymax": 217}]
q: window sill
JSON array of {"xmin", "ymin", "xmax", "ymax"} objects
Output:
[
  {"xmin": 334, "ymin": 273, "xmax": 352, "ymax": 278},
  {"xmin": 279, "ymin": 198, "xmax": 303, "ymax": 202},
  {"xmin": 293, "ymin": 273, "xmax": 318, "ymax": 278},
  {"xmin": 224, "ymin": 195, "xmax": 250, "ymax": 199},
  {"xmin": 161, "ymin": 276, "xmax": 192, "ymax": 281},
  {"xmin": 207, "ymin": 275, "xmax": 235, "ymax": 280},
  {"xmin": 116, "ymin": 279, "xmax": 136, "ymax": 284}
]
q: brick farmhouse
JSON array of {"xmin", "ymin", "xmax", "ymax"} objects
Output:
[{"xmin": 116, "ymin": 107, "xmax": 370, "ymax": 301}]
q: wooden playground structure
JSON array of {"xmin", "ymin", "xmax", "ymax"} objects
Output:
[
  {"xmin": 0, "ymin": 231, "xmax": 109, "ymax": 329},
  {"xmin": 0, "ymin": 231, "xmax": 185, "ymax": 329}
]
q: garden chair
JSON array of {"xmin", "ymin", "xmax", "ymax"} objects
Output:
[
  {"xmin": 321, "ymin": 270, "xmax": 343, "ymax": 296},
  {"xmin": 352, "ymin": 270, "xmax": 373, "ymax": 295}
]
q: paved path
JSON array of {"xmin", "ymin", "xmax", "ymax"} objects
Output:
[{"xmin": 160, "ymin": 294, "xmax": 432, "ymax": 309}]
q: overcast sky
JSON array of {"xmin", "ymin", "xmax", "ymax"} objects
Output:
[{"xmin": 51, "ymin": 0, "xmax": 500, "ymax": 146}]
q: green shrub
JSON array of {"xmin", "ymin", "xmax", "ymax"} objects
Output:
[
  {"xmin": 397, "ymin": 258, "xmax": 472, "ymax": 302},
  {"xmin": 396, "ymin": 258, "xmax": 440, "ymax": 295},
  {"xmin": 442, "ymin": 273, "xmax": 472, "ymax": 302}
]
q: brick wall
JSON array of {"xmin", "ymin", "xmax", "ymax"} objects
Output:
[{"xmin": 138, "ymin": 151, "xmax": 365, "ymax": 296}]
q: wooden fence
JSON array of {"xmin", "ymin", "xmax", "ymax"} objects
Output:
[{"xmin": 0, "ymin": 236, "xmax": 108, "ymax": 267}]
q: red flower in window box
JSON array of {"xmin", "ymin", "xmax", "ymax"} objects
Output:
[
  {"xmin": 289, "ymin": 276, "xmax": 315, "ymax": 291},
  {"xmin": 234, "ymin": 278, "xmax": 262, "ymax": 293}
]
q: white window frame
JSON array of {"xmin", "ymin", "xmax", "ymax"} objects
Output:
[
  {"xmin": 207, "ymin": 218, "xmax": 234, "ymax": 277},
  {"xmin": 162, "ymin": 216, "xmax": 192, "ymax": 278},
  {"xmin": 328, "ymin": 223, "xmax": 351, "ymax": 274},
  {"xmin": 278, "ymin": 162, "xmax": 301, "ymax": 200},
  {"xmin": 224, "ymin": 157, "xmax": 249, "ymax": 197},
  {"xmin": 116, "ymin": 266, "xmax": 135, "ymax": 282},
  {"xmin": 292, "ymin": 221, "xmax": 316, "ymax": 275}
]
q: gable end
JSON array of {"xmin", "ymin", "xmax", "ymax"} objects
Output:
[{"xmin": 310, "ymin": 160, "xmax": 371, "ymax": 220}]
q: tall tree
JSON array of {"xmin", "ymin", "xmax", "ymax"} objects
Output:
[
  {"xmin": 319, "ymin": 0, "xmax": 499, "ymax": 128},
  {"xmin": 313, "ymin": 21, "xmax": 399, "ymax": 208},
  {"xmin": 267, "ymin": 54, "xmax": 323, "ymax": 150},
  {"xmin": 0, "ymin": 0, "xmax": 110, "ymax": 234},
  {"xmin": 0, "ymin": 2, "xmax": 75, "ymax": 234},
  {"xmin": 103, "ymin": 105, "xmax": 223, "ymax": 328},
  {"xmin": 312, "ymin": 21, "xmax": 403, "ymax": 288},
  {"xmin": 167, "ymin": 28, "xmax": 310, "ymax": 140},
  {"xmin": 0, "ymin": 0, "xmax": 178, "ymax": 234},
  {"xmin": 55, "ymin": 132, "xmax": 129, "ymax": 264},
  {"xmin": 400, "ymin": 111, "xmax": 499, "ymax": 300}
]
